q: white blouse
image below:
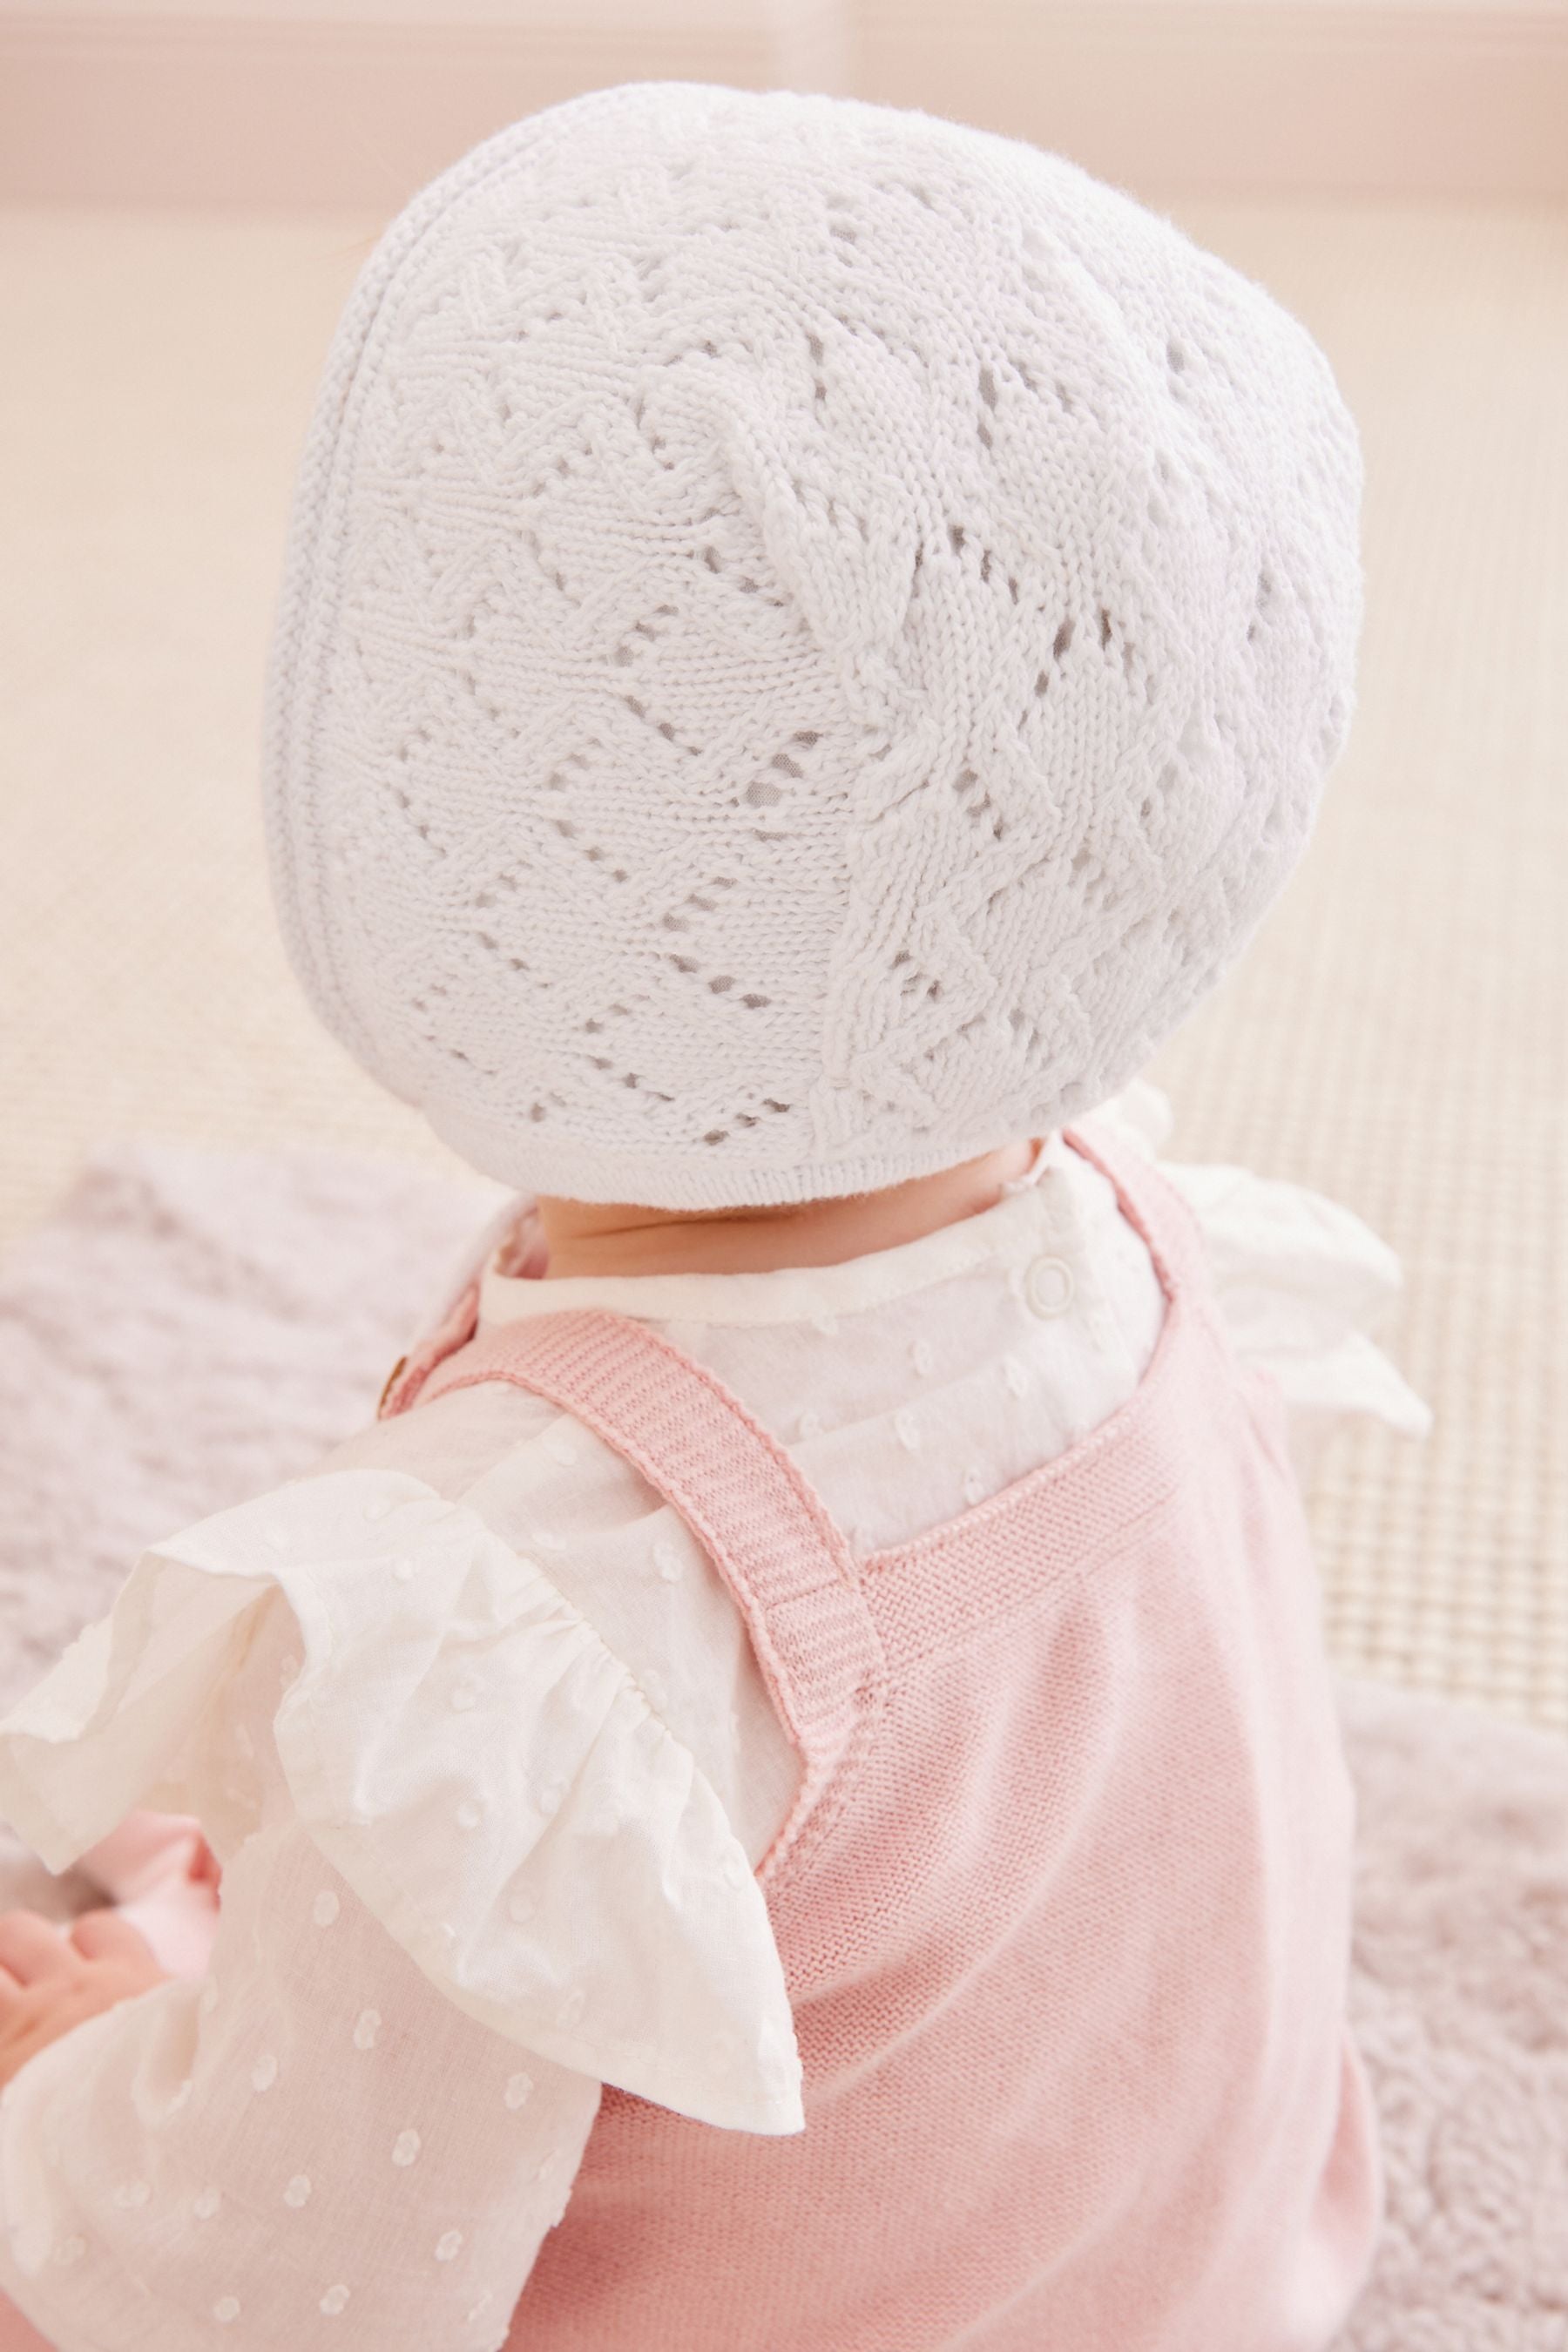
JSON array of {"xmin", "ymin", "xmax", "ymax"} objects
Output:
[{"xmin": 0, "ymin": 1086, "xmax": 1428, "ymax": 2352}]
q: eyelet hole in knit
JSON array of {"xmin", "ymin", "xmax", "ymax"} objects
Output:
[{"xmin": 277, "ymin": 89, "xmax": 1361, "ymax": 1197}]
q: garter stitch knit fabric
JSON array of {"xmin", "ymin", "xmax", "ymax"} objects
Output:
[{"xmin": 263, "ymin": 81, "xmax": 1362, "ymax": 1208}]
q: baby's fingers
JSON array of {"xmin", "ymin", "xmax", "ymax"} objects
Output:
[
  {"xmin": 68, "ymin": 1910, "xmax": 158, "ymax": 1969},
  {"xmin": 0, "ymin": 1912, "xmax": 74, "ymax": 1990}
]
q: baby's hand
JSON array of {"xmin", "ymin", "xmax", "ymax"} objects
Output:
[{"xmin": 0, "ymin": 1910, "xmax": 168, "ymax": 2091}]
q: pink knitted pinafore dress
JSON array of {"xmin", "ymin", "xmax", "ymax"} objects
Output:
[{"xmin": 384, "ymin": 1127, "xmax": 1382, "ymax": 2352}]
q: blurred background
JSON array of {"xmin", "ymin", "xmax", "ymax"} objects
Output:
[{"xmin": 2, "ymin": 0, "xmax": 1565, "ymax": 1726}]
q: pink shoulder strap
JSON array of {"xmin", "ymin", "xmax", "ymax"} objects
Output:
[
  {"xmin": 1060, "ymin": 1118, "xmax": 1212, "ymax": 1306},
  {"xmin": 375, "ymin": 1121, "xmax": 1210, "ymax": 1871},
  {"xmin": 410, "ymin": 1306, "xmax": 886, "ymax": 1879}
]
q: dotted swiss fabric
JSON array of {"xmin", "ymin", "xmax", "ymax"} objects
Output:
[
  {"xmin": 263, "ymin": 82, "xmax": 1363, "ymax": 1208},
  {"xmin": 0, "ymin": 1105, "xmax": 1427, "ymax": 2349}
]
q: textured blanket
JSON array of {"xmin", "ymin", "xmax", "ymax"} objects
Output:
[{"xmin": 0, "ymin": 1145, "xmax": 1563, "ymax": 2349}]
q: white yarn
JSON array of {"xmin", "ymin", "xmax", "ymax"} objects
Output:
[{"xmin": 264, "ymin": 82, "xmax": 1362, "ymax": 1208}]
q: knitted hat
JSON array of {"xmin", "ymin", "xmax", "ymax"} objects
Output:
[{"xmin": 264, "ymin": 82, "xmax": 1362, "ymax": 1208}]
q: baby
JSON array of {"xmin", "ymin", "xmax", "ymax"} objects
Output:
[{"xmin": 0, "ymin": 82, "xmax": 1429, "ymax": 2352}]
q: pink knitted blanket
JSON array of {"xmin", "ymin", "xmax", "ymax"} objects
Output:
[{"xmin": 0, "ymin": 1144, "xmax": 1562, "ymax": 2349}]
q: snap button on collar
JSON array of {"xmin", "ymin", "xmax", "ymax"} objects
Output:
[{"xmin": 1024, "ymin": 1254, "xmax": 1075, "ymax": 1319}]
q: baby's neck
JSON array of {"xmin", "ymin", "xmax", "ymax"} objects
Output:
[{"xmin": 535, "ymin": 1139, "xmax": 1037, "ymax": 1279}]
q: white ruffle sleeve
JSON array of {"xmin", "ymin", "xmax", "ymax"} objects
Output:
[
  {"xmin": 1092, "ymin": 1080, "xmax": 1433, "ymax": 1480},
  {"xmin": 0, "ymin": 1471, "xmax": 803, "ymax": 2352},
  {"xmin": 0, "ymin": 1469, "xmax": 802, "ymax": 2138}
]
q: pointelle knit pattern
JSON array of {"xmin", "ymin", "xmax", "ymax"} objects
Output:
[{"xmin": 264, "ymin": 82, "xmax": 1363, "ymax": 1207}]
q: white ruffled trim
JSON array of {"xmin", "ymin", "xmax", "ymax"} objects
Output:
[
  {"xmin": 474, "ymin": 1078, "xmax": 1430, "ymax": 1489},
  {"xmin": 0, "ymin": 1470, "xmax": 805, "ymax": 2139},
  {"xmin": 1090, "ymin": 1081, "xmax": 1432, "ymax": 1480}
]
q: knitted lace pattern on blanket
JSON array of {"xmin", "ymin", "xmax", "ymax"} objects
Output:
[{"xmin": 264, "ymin": 82, "xmax": 1362, "ymax": 1207}]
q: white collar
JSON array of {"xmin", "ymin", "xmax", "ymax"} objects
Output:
[{"xmin": 477, "ymin": 1133, "xmax": 1085, "ymax": 1331}]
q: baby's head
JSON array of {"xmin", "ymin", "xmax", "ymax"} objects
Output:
[{"xmin": 264, "ymin": 84, "xmax": 1360, "ymax": 1220}]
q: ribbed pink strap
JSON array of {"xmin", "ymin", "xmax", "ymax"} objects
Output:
[
  {"xmin": 375, "ymin": 1123, "xmax": 1210, "ymax": 1864},
  {"xmin": 1059, "ymin": 1119, "xmax": 1208, "ymax": 1306},
  {"xmin": 378, "ymin": 1275, "xmax": 483, "ymax": 1417},
  {"xmin": 416, "ymin": 1308, "xmax": 886, "ymax": 1874}
]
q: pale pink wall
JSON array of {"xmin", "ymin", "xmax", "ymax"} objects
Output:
[
  {"xmin": 859, "ymin": 1, "xmax": 1568, "ymax": 201},
  {"xmin": 0, "ymin": 0, "xmax": 1565, "ymax": 206}
]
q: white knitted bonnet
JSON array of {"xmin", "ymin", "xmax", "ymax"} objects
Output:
[{"xmin": 265, "ymin": 82, "xmax": 1362, "ymax": 1207}]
